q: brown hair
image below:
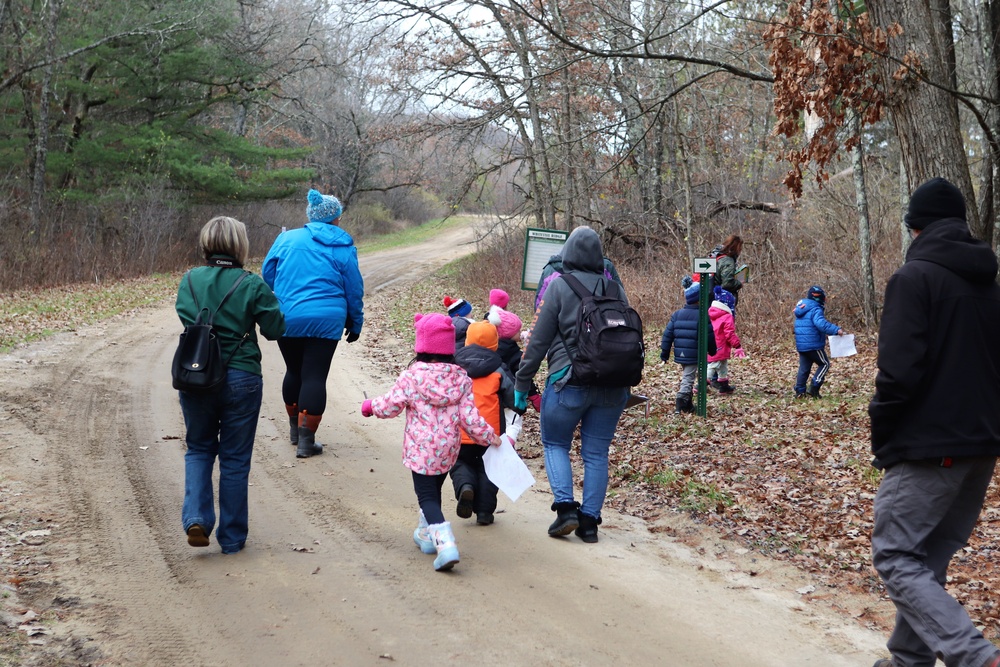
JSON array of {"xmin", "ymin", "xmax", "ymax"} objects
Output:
[
  {"xmin": 200, "ymin": 216, "xmax": 250, "ymax": 265},
  {"xmin": 720, "ymin": 234, "xmax": 743, "ymax": 257}
]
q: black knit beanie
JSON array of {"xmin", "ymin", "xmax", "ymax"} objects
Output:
[{"xmin": 904, "ymin": 177, "xmax": 966, "ymax": 230}]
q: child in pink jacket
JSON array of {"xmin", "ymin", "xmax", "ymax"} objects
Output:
[
  {"xmin": 707, "ymin": 287, "xmax": 743, "ymax": 394},
  {"xmin": 361, "ymin": 312, "xmax": 500, "ymax": 572}
]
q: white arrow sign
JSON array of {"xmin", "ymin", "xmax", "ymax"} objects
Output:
[{"xmin": 692, "ymin": 257, "xmax": 717, "ymax": 274}]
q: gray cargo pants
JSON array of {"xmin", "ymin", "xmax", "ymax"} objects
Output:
[{"xmin": 871, "ymin": 456, "xmax": 998, "ymax": 667}]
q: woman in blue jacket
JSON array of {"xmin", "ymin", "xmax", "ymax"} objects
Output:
[
  {"xmin": 263, "ymin": 189, "xmax": 365, "ymax": 458},
  {"xmin": 793, "ymin": 285, "xmax": 842, "ymax": 398}
]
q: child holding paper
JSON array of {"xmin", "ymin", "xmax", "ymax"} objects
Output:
[
  {"xmin": 451, "ymin": 320, "xmax": 523, "ymax": 526},
  {"xmin": 793, "ymin": 285, "xmax": 843, "ymax": 398},
  {"xmin": 361, "ymin": 313, "xmax": 501, "ymax": 572}
]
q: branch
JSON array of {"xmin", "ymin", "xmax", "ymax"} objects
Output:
[{"xmin": 707, "ymin": 200, "xmax": 782, "ymax": 217}]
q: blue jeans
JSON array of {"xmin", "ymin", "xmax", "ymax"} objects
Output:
[
  {"xmin": 539, "ymin": 383, "xmax": 628, "ymax": 518},
  {"xmin": 179, "ymin": 369, "xmax": 263, "ymax": 554}
]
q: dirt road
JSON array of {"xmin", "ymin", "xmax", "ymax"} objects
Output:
[{"xmin": 0, "ymin": 222, "xmax": 891, "ymax": 666}]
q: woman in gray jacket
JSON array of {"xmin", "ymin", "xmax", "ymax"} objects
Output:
[{"xmin": 514, "ymin": 226, "xmax": 629, "ymax": 544}]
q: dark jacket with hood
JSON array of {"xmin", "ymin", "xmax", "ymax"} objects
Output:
[
  {"xmin": 869, "ymin": 217, "xmax": 1000, "ymax": 468},
  {"xmin": 455, "ymin": 338, "xmax": 516, "ymax": 442},
  {"xmin": 660, "ymin": 287, "xmax": 716, "ymax": 364},
  {"xmin": 517, "ymin": 228, "xmax": 628, "ymax": 391}
]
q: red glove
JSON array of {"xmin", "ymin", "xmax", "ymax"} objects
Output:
[
  {"xmin": 529, "ymin": 393, "xmax": 542, "ymax": 412},
  {"xmin": 361, "ymin": 399, "xmax": 373, "ymax": 418}
]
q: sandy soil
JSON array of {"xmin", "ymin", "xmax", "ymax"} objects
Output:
[{"xmin": 0, "ymin": 221, "xmax": 894, "ymax": 666}]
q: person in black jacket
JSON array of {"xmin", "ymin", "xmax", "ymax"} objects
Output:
[
  {"xmin": 868, "ymin": 177, "xmax": 1000, "ymax": 667},
  {"xmin": 660, "ymin": 277, "xmax": 716, "ymax": 414}
]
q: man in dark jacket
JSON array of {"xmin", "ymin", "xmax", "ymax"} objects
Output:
[{"xmin": 868, "ymin": 177, "xmax": 1000, "ymax": 667}]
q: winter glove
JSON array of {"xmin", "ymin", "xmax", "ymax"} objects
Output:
[
  {"xmin": 732, "ymin": 348, "xmax": 747, "ymax": 359},
  {"xmin": 361, "ymin": 399, "xmax": 373, "ymax": 418},
  {"xmin": 514, "ymin": 390, "xmax": 528, "ymax": 412},
  {"xmin": 503, "ymin": 409, "xmax": 523, "ymax": 441},
  {"xmin": 528, "ymin": 393, "xmax": 542, "ymax": 412},
  {"xmin": 346, "ymin": 330, "xmax": 360, "ymax": 343}
]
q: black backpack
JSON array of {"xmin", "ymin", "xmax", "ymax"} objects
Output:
[
  {"xmin": 558, "ymin": 273, "xmax": 644, "ymax": 387},
  {"xmin": 171, "ymin": 270, "xmax": 250, "ymax": 394}
]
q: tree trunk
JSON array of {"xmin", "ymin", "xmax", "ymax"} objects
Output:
[
  {"xmin": 850, "ymin": 112, "xmax": 876, "ymax": 324},
  {"xmin": 29, "ymin": 0, "xmax": 64, "ymax": 231},
  {"xmin": 868, "ymin": 0, "xmax": 982, "ymax": 237}
]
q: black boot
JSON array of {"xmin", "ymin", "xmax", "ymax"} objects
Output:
[
  {"xmin": 718, "ymin": 379, "xmax": 734, "ymax": 394},
  {"xmin": 680, "ymin": 393, "xmax": 695, "ymax": 413},
  {"xmin": 548, "ymin": 501, "xmax": 580, "ymax": 537},
  {"xmin": 575, "ymin": 512, "xmax": 602, "ymax": 543},
  {"xmin": 674, "ymin": 397, "xmax": 685, "ymax": 414},
  {"xmin": 808, "ymin": 382, "xmax": 822, "ymax": 398}
]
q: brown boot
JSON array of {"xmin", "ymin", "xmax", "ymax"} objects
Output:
[{"xmin": 296, "ymin": 411, "xmax": 324, "ymax": 458}]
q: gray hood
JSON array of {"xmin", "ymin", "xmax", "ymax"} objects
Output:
[{"xmin": 561, "ymin": 227, "xmax": 604, "ymax": 274}]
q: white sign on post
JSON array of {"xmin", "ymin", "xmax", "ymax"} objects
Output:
[
  {"xmin": 692, "ymin": 257, "xmax": 717, "ymax": 274},
  {"xmin": 521, "ymin": 228, "xmax": 571, "ymax": 290}
]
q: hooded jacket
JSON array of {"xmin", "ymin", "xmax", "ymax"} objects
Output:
[
  {"xmin": 369, "ymin": 361, "xmax": 496, "ymax": 475},
  {"xmin": 262, "ymin": 222, "xmax": 364, "ymax": 340},
  {"xmin": 793, "ymin": 298, "xmax": 840, "ymax": 351},
  {"xmin": 455, "ymin": 325, "xmax": 517, "ymax": 444},
  {"xmin": 869, "ymin": 217, "xmax": 1000, "ymax": 468},
  {"xmin": 517, "ymin": 228, "xmax": 628, "ymax": 391},
  {"xmin": 707, "ymin": 301, "xmax": 740, "ymax": 362},
  {"xmin": 659, "ymin": 287, "xmax": 717, "ymax": 364}
]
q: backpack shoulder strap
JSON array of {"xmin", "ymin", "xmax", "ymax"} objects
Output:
[
  {"xmin": 560, "ymin": 273, "xmax": 592, "ymax": 299},
  {"xmin": 213, "ymin": 270, "xmax": 251, "ymax": 317}
]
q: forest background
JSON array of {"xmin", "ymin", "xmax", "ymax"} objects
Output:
[{"xmin": 4, "ymin": 0, "xmax": 1000, "ymax": 643}]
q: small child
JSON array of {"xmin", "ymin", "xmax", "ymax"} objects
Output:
[
  {"xmin": 793, "ymin": 285, "xmax": 843, "ymax": 398},
  {"xmin": 707, "ymin": 286, "xmax": 743, "ymax": 394},
  {"xmin": 660, "ymin": 278, "xmax": 717, "ymax": 413},
  {"xmin": 489, "ymin": 304, "xmax": 542, "ymax": 412},
  {"xmin": 443, "ymin": 295, "xmax": 476, "ymax": 346},
  {"xmin": 361, "ymin": 312, "xmax": 500, "ymax": 572},
  {"xmin": 451, "ymin": 320, "xmax": 522, "ymax": 526}
]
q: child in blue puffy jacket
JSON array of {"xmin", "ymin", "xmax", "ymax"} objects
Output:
[
  {"xmin": 793, "ymin": 285, "xmax": 843, "ymax": 398},
  {"xmin": 661, "ymin": 278, "xmax": 716, "ymax": 414}
]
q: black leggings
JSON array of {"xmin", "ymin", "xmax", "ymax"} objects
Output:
[
  {"xmin": 412, "ymin": 471, "xmax": 447, "ymax": 525},
  {"xmin": 277, "ymin": 337, "xmax": 339, "ymax": 416}
]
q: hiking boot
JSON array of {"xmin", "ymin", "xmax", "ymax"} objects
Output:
[
  {"xmin": 708, "ymin": 378, "xmax": 722, "ymax": 391},
  {"xmin": 456, "ymin": 484, "xmax": 475, "ymax": 519},
  {"xmin": 679, "ymin": 393, "xmax": 695, "ymax": 413},
  {"xmin": 795, "ymin": 390, "xmax": 807, "ymax": 399},
  {"xmin": 575, "ymin": 512, "xmax": 602, "ymax": 543},
  {"xmin": 808, "ymin": 382, "xmax": 822, "ymax": 398},
  {"xmin": 476, "ymin": 512, "xmax": 494, "ymax": 526},
  {"xmin": 718, "ymin": 379, "xmax": 734, "ymax": 394},
  {"xmin": 871, "ymin": 660, "xmax": 896, "ymax": 667},
  {"xmin": 186, "ymin": 524, "xmax": 210, "ymax": 548},
  {"xmin": 548, "ymin": 501, "xmax": 580, "ymax": 537}
]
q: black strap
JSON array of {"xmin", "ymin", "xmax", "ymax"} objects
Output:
[{"xmin": 184, "ymin": 270, "xmax": 252, "ymax": 366}]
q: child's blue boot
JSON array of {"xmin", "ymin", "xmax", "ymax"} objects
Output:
[
  {"xmin": 428, "ymin": 521, "xmax": 460, "ymax": 571},
  {"xmin": 413, "ymin": 511, "xmax": 436, "ymax": 555}
]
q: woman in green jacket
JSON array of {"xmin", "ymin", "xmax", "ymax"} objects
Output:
[{"xmin": 175, "ymin": 216, "xmax": 285, "ymax": 554}]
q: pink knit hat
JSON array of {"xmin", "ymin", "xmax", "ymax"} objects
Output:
[
  {"xmin": 489, "ymin": 289, "xmax": 510, "ymax": 309},
  {"xmin": 413, "ymin": 313, "xmax": 455, "ymax": 355},
  {"xmin": 495, "ymin": 309, "xmax": 522, "ymax": 340}
]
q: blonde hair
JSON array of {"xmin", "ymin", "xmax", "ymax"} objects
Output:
[{"xmin": 200, "ymin": 216, "xmax": 250, "ymax": 265}]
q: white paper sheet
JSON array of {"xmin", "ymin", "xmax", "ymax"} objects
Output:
[
  {"xmin": 828, "ymin": 334, "xmax": 857, "ymax": 358},
  {"xmin": 483, "ymin": 435, "xmax": 535, "ymax": 502}
]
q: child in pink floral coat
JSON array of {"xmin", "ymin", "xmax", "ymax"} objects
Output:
[{"xmin": 361, "ymin": 312, "xmax": 499, "ymax": 572}]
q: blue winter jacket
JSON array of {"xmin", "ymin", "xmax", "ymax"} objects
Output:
[
  {"xmin": 793, "ymin": 299, "xmax": 839, "ymax": 352},
  {"xmin": 660, "ymin": 291, "xmax": 716, "ymax": 364},
  {"xmin": 262, "ymin": 223, "xmax": 365, "ymax": 340}
]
